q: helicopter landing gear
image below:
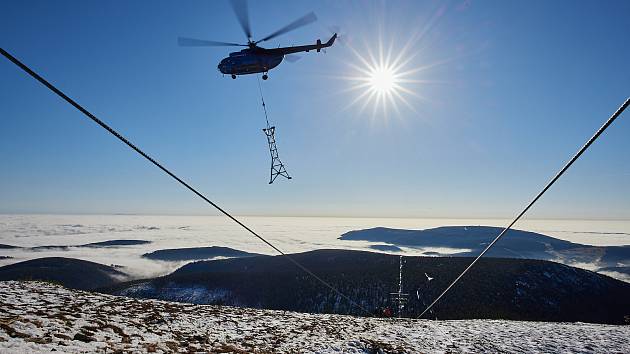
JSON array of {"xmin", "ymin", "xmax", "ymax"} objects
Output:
[
  {"xmin": 231, "ymin": 74, "xmax": 236, "ymax": 79},
  {"xmin": 262, "ymin": 73, "xmax": 268, "ymax": 80}
]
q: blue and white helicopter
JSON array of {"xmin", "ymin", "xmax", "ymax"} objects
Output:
[{"xmin": 178, "ymin": 0, "xmax": 336, "ymax": 80}]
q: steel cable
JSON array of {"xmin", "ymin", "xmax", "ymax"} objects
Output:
[
  {"xmin": 0, "ymin": 47, "xmax": 371, "ymax": 316},
  {"xmin": 419, "ymin": 97, "xmax": 630, "ymax": 318}
]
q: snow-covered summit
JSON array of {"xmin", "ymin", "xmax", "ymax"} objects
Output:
[{"xmin": 1, "ymin": 281, "xmax": 628, "ymax": 353}]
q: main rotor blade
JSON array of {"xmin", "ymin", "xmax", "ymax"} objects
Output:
[
  {"xmin": 177, "ymin": 37, "xmax": 245, "ymax": 47},
  {"xmin": 256, "ymin": 12, "xmax": 317, "ymax": 43},
  {"xmin": 230, "ymin": 0, "xmax": 252, "ymax": 39}
]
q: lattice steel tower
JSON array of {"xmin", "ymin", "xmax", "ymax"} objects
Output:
[
  {"xmin": 258, "ymin": 77, "xmax": 291, "ymax": 184},
  {"xmin": 263, "ymin": 125, "xmax": 291, "ymax": 184}
]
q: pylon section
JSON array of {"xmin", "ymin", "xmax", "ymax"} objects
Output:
[{"xmin": 263, "ymin": 126, "xmax": 291, "ymax": 184}]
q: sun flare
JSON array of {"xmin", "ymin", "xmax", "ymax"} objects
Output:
[
  {"xmin": 334, "ymin": 14, "xmax": 450, "ymax": 121},
  {"xmin": 368, "ymin": 65, "xmax": 397, "ymax": 94},
  {"xmin": 338, "ymin": 36, "xmax": 429, "ymax": 120}
]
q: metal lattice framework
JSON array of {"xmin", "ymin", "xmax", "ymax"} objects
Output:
[
  {"xmin": 263, "ymin": 125, "xmax": 292, "ymax": 184},
  {"xmin": 258, "ymin": 76, "xmax": 291, "ymax": 184}
]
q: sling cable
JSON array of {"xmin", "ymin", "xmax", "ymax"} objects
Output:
[{"xmin": 257, "ymin": 76, "xmax": 292, "ymax": 184}]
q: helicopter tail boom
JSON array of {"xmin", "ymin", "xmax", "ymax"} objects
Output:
[{"xmin": 270, "ymin": 33, "xmax": 337, "ymax": 56}]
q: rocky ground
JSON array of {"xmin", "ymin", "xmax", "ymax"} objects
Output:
[{"xmin": 0, "ymin": 281, "xmax": 628, "ymax": 353}]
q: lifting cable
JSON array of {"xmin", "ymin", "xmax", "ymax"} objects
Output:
[
  {"xmin": 419, "ymin": 96, "xmax": 630, "ymax": 318},
  {"xmin": 257, "ymin": 75, "xmax": 292, "ymax": 184},
  {"xmin": 257, "ymin": 76, "xmax": 271, "ymax": 129},
  {"xmin": 0, "ymin": 47, "xmax": 370, "ymax": 316}
]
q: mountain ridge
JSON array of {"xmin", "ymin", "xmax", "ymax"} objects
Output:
[
  {"xmin": 0, "ymin": 257, "xmax": 127, "ymax": 290},
  {"xmin": 103, "ymin": 249, "xmax": 630, "ymax": 324},
  {"xmin": 340, "ymin": 226, "xmax": 630, "ymax": 278}
]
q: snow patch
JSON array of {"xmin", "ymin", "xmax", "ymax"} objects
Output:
[{"xmin": 0, "ymin": 281, "xmax": 628, "ymax": 353}]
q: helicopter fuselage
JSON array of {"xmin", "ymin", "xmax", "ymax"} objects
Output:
[
  {"xmin": 217, "ymin": 33, "xmax": 337, "ymax": 77},
  {"xmin": 218, "ymin": 49, "xmax": 283, "ymax": 76}
]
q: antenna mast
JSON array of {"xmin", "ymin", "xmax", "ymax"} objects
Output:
[{"xmin": 389, "ymin": 255, "xmax": 409, "ymax": 318}]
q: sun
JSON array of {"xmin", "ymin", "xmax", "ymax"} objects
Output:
[
  {"xmin": 324, "ymin": 2, "xmax": 458, "ymax": 122},
  {"xmin": 341, "ymin": 51, "xmax": 417, "ymax": 119},
  {"xmin": 338, "ymin": 36, "xmax": 428, "ymax": 120},
  {"xmin": 332, "ymin": 16, "xmax": 451, "ymax": 120},
  {"xmin": 368, "ymin": 65, "xmax": 397, "ymax": 94}
]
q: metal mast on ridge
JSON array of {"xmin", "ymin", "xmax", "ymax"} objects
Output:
[{"xmin": 389, "ymin": 255, "xmax": 409, "ymax": 318}]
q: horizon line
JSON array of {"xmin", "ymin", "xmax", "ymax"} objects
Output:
[{"xmin": 0, "ymin": 211, "xmax": 628, "ymax": 222}]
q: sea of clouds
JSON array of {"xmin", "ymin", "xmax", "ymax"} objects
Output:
[{"xmin": 0, "ymin": 214, "xmax": 628, "ymax": 279}]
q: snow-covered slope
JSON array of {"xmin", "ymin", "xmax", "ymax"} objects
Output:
[{"xmin": 0, "ymin": 281, "xmax": 628, "ymax": 353}]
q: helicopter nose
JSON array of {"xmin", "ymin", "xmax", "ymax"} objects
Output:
[{"xmin": 218, "ymin": 59, "xmax": 229, "ymax": 73}]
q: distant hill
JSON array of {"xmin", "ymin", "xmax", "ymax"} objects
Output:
[
  {"xmin": 142, "ymin": 246, "xmax": 261, "ymax": 262},
  {"xmin": 104, "ymin": 249, "xmax": 630, "ymax": 324},
  {"xmin": 0, "ymin": 257, "xmax": 128, "ymax": 290},
  {"xmin": 83, "ymin": 240, "xmax": 151, "ymax": 247},
  {"xmin": 340, "ymin": 226, "xmax": 630, "ymax": 273},
  {"xmin": 31, "ymin": 239, "xmax": 151, "ymax": 251},
  {"xmin": 1, "ymin": 239, "xmax": 151, "ymax": 251}
]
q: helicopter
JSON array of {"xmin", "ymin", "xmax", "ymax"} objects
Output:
[{"xmin": 178, "ymin": 0, "xmax": 337, "ymax": 80}]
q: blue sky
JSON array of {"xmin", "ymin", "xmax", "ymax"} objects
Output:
[{"xmin": 1, "ymin": 0, "xmax": 629, "ymax": 218}]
